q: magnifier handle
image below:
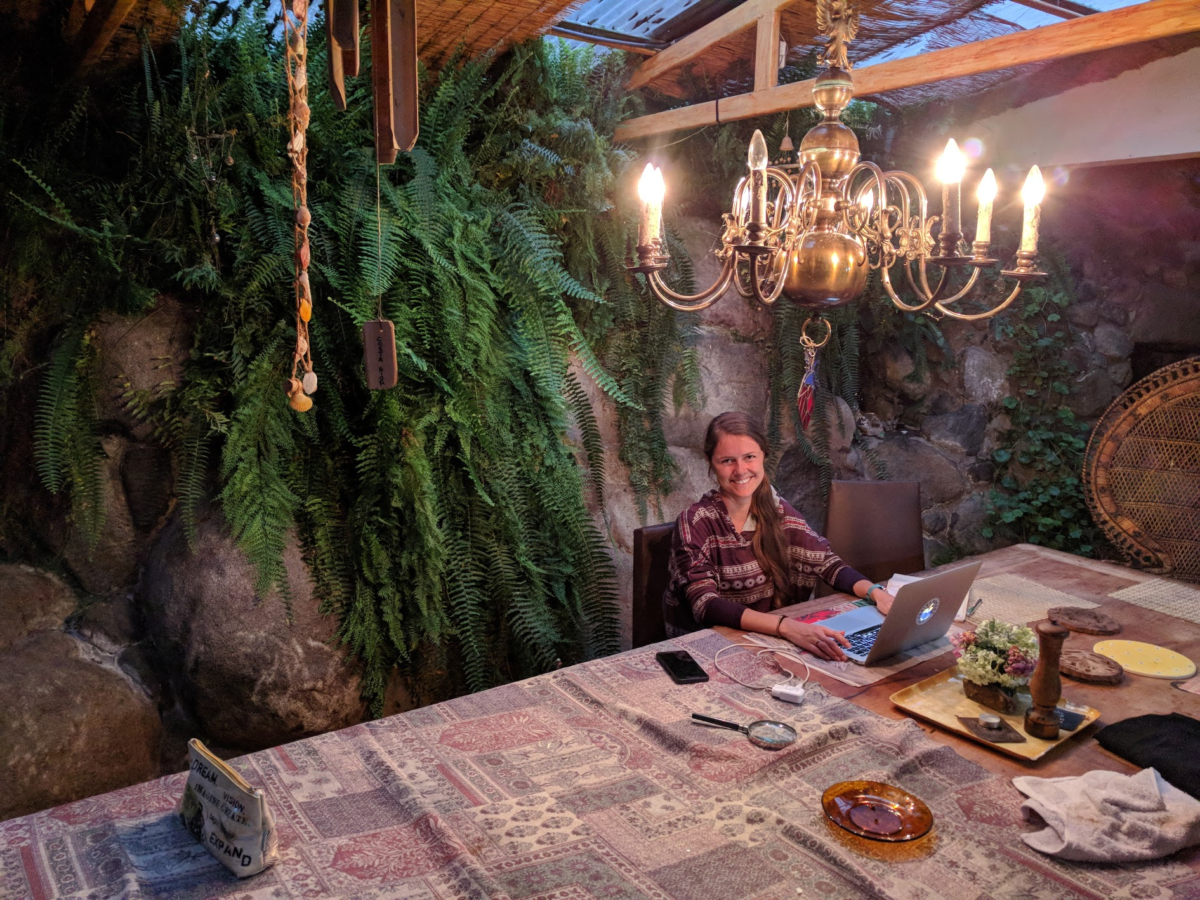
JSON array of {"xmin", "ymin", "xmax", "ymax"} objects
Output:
[{"xmin": 691, "ymin": 713, "xmax": 745, "ymax": 732}]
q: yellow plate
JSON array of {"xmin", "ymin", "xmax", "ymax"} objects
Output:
[
  {"xmin": 1093, "ymin": 640, "xmax": 1196, "ymax": 679},
  {"xmin": 889, "ymin": 667, "xmax": 1099, "ymax": 761}
]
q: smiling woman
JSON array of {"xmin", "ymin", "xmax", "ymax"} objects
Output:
[{"xmin": 663, "ymin": 411, "xmax": 897, "ymax": 660}]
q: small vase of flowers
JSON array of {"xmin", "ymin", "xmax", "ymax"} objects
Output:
[{"xmin": 951, "ymin": 619, "xmax": 1039, "ymax": 714}]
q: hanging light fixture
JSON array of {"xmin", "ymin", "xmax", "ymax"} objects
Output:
[{"xmin": 630, "ymin": 0, "xmax": 1048, "ymax": 323}]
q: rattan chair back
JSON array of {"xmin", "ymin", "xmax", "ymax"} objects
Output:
[{"xmin": 1084, "ymin": 357, "xmax": 1200, "ymax": 583}]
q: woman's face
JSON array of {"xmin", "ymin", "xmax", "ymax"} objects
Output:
[{"xmin": 710, "ymin": 433, "xmax": 765, "ymax": 503}]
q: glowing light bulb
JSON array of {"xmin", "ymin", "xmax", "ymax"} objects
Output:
[
  {"xmin": 748, "ymin": 130, "xmax": 768, "ymax": 172},
  {"xmin": 977, "ymin": 168, "xmax": 998, "ymax": 204},
  {"xmin": 975, "ymin": 168, "xmax": 996, "ymax": 246},
  {"xmin": 637, "ymin": 164, "xmax": 665, "ymax": 246},
  {"xmin": 936, "ymin": 138, "xmax": 966, "ymax": 184},
  {"xmin": 1019, "ymin": 165, "xmax": 1045, "ymax": 254},
  {"xmin": 638, "ymin": 163, "xmax": 665, "ymax": 205},
  {"xmin": 860, "ymin": 191, "xmax": 875, "ymax": 215},
  {"xmin": 1021, "ymin": 165, "xmax": 1045, "ymax": 207}
]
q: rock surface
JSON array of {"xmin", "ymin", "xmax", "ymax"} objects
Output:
[
  {"xmin": 0, "ymin": 564, "xmax": 76, "ymax": 652},
  {"xmin": 0, "ymin": 631, "xmax": 160, "ymax": 820},
  {"xmin": 871, "ymin": 435, "xmax": 965, "ymax": 505},
  {"xmin": 139, "ymin": 508, "xmax": 366, "ymax": 749},
  {"xmin": 60, "ymin": 433, "xmax": 141, "ymax": 594}
]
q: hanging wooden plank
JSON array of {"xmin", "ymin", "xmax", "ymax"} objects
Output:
[
  {"xmin": 331, "ymin": 0, "xmax": 359, "ymax": 60},
  {"xmin": 391, "ymin": 0, "xmax": 419, "ymax": 152},
  {"xmin": 339, "ymin": 0, "xmax": 360, "ymax": 79},
  {"xmin": 753, "ymin": 10, "xmax": 782, "ymax": 93},
  {"xmin": 615, "ymin": 0, "xmax": 1200, "ymax": 141},
  {"xmin": 371, "ymin": 0, "xmax": 399, "ymax": 164},
  {"xmin": 327, "ymin": 0, "xmax": 347, "ymax": 112}
]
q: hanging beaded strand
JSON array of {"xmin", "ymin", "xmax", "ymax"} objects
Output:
[{"xmin": 283, "ymin": 0, "xmax": 316, "ymax": 411}]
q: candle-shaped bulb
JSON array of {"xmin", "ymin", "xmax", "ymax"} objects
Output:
[
  {"xmin": 748, "ymin": 130, "xmax": 768, "ymax": 172},
  {"xmin": 975, "ymin": 168, "xmax": 996, "ymax": 246},
  {"xmin": 638, "ymin": 163, "xmax": 664, "ymax": 205},
  {"xmin": 1019, "ymin": 165, "xmax": 1045, "ymax": 254},
  {"xmin": 1022, "ymin": 165, "xmax": 1045, "ymax": 207},
  {"xmin": 637, "ymin": 164, "xmax": 665, "ymax": 247},
  {"xmin": 860, "ymin": 190, "xmax": 875, "ymax": 215},
  {"xmin": 936, "ymin": 138, "xmax": 966, "ymax": 184}
]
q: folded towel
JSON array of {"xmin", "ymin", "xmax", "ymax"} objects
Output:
[{"xmin": 1012, "ymin": 768, "xmax": 1200, "ymax": 862}]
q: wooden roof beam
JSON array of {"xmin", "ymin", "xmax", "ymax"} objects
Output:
[
  {"xmin": 72, "ymin": 0, "xmax": 138, "ymax": 72},
  {"xmin": 627, "ymin": 0, "xmax": 794, "ymax": 91},
  {"xmin": 615, "ymin": 0, "xmax": 1200, "ymax": 141}
]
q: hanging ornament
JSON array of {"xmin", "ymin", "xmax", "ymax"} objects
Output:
[
  {"xmin": 363, "ymin": 163, "xmax": 398, "ymax": 390},
  {"xmin": 797, "ymin": 316, "xmax": 831, "ymax": 432},
  {"xmin": 283, "ymin": 0, "xmax": 315, "ymax": 412}
]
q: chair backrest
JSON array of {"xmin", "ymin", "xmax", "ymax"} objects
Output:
[
  {"xmin": 823, "ymin": 480, "xmax": 925, "ymax": 586},
  {"xmin": 632, "ymin": 523, "xmax": 675, "ymax": 648}
]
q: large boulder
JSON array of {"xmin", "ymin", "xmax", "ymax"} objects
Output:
[
  {"xmin": 60, "ymin": 434, "xmax": 141, "ymax": 595},
  {"xmin": 870, "ymin": 435, "xmax": 966, "ymax": 506},
  {"xmin": 0, "ymin": 564, "xmax": 76, "ymax": 652},
  {"xmin": 94, "ymin": 297, "xmax": 193, "ymax": 441},
  {"xmin": 0, "ymin": 631, "xmax": 160, "ymax": 820},
  {"xmin": 140, "ymin": 508, "xmax": 366, "ymax": 750},
  {"xmin": 963, "ymin": 347, "xmax": 1010, "ymax": 405},
  {"xmin": 923, "ymin": 404, "xmax": 987, "ymax": 457}
]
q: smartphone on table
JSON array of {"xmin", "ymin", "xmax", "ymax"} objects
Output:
[{"xmin": 656, "ymin": 650, "xmax": 709, "ymax": 684}]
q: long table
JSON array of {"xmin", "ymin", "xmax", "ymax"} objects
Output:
[{"xmin": 4, "ymin": 544, "xmax": 1200, "ymax": 898}]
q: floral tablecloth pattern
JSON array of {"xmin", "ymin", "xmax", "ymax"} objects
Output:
[{"xmin": 3, "ymin": 630, "xmax": 1199, "ymax": 899}]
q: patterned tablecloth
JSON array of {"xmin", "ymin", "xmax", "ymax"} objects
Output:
[{"xmin": 4, "ymin": 629, "xmax": 1199, "ymax": 899}]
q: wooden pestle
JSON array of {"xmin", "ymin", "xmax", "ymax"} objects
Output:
[{"xmin": 1025, "ymin": 620, "xmax": 1070, "ymax": 739}]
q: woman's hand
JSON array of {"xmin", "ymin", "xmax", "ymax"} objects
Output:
[
  {"xmin": 779, "ymin": 618, "xmax": 851, "ymax": 661},
  {"xmin": 871, "ymin": 590, "xmax": 896, "ymax": 616}
]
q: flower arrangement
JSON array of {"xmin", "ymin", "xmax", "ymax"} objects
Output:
[{"xmin": 951, "ymin": 619, "xmax": 1039, "ymax": 689}]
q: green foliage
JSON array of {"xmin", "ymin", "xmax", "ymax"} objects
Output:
[
  {"xmin": 3, "ymin": 19, "xmax": 694, "ymax": 707},
  {"xmin": 981, "ymin": 254, "xmax": 1104, "ymax": 555}
]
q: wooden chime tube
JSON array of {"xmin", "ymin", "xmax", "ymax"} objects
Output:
[
  {"xmin": 371, "ymin": 0, "xmax": 399, "ymax": 164},
  {"xmin": 391, "ymin": 0, "xmax": 418, "ymax": 152}
]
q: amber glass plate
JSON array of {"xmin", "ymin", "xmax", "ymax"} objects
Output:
[{"xmin": 822, "ymin": 781, "xmax": 933, "ymax": 842}]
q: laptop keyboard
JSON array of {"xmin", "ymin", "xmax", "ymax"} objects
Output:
[{"xmin": 846, "ymin": 625, "xmax": 882, "ymax": 656}]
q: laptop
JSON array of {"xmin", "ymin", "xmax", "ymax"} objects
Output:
[{"xmin": 818, "ymin": 562, "xmax": 983, "ymax": 665}]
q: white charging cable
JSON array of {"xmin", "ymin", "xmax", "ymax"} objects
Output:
[{"xmin": 713, "ymin": 642, "xmax": 811, "ymax": 694}]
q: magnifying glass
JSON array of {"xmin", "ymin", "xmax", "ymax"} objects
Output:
[{"xmin": 691, "ymin": 713, "xmax": 798, "ymax": 750}]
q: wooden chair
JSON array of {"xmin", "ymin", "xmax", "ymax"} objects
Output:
[
  {"xmin": 822, "ymin": 480, "xmax": 925, "ymax": 587},
  {"xmin": 632, "ymin": 523, "xmax": 674, "ymax": 648}
]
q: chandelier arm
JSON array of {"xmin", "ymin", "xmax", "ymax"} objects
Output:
[
  {"xmin": 881, "ymin": 262, "xmax": 939, "ymax": 313},
  {"xmin": 647, "ymin": 256, "xmax": 735, "ymax": 311},
  {"xmin": 844, "ymin": 161, "xmax": 885, "ymax": 233},
  {"xmin": 732, "ymin": 257, "xmax": 755, "ymax": 299},
  {"xmin": 935, "ymin": 280, "xmax": 1025, "ymax": 321},
  {"xmin": 749, "ymin": 251, "xmax": 788, "ymax": 306},
  {"xmin": 909, "ymin": 254, "xmax": 946, "ymax": 303},
  {"xmin": 930, "ymin": 267, "xmax": 983, "ymax": 306}
]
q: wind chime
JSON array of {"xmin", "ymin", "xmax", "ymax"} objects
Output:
[{"xmin": 282, "ymin": 0, "xmax": 419, "ymax": 408}]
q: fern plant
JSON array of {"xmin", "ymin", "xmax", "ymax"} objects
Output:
[{"xmin": 3, "ymin": 13, "xmax": 703, "ymax": 711}]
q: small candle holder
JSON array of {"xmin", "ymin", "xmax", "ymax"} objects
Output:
[
  {"xmin": 931, "ymin": 229, "xmax": 972, "ymax": 267},
  {"xmin": 1001, "ymin": 249, "xmax": 1048, "ymax": 281},
  {"xmin": 630, "ymin": 240, "xmax": 670, "ymax": 274},
  {"xmin": 969, "ymin": 239, "xmax": 999, "ymax": 268}
]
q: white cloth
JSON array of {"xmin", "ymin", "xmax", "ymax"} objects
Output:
[{"xmin": 1012, "ymin": 768, "xmax": 1200, "ymax": 862}]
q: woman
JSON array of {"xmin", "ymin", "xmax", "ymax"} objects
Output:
[{"xmin": 663, "ymin": 411, "xmax": 896, "ymax": 661}]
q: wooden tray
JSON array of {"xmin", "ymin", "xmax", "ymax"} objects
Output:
[{"xmin": 890, "ymin": 667, "xmax": 1100, "ymax": 761}]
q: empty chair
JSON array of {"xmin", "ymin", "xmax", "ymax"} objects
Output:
[
  {"xmin": 632, "ymin": 523, "xmax": 674, "ymax": 648},
  {"xmin": 822, "ymin": 480, "xmax": 925, "ymax": 586}
]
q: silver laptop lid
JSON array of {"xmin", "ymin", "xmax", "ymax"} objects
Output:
[{"xmin": 860, "ymin": 561, "xmax": 982, "ymax": 664}]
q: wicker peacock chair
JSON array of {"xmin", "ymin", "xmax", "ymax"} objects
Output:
[{"xmin": 1083, "ymin": 357, "xmax": 1200, "ymax": 583}]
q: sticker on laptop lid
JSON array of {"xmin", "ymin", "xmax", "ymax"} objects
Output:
[{"xmin": 917, "ymin": 598, "xmax": 939, "ymax": 624}]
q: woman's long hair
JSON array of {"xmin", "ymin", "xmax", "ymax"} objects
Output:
[{"xmin": 704, "ymin": 412, "xmax": 791, "ymax": 605}]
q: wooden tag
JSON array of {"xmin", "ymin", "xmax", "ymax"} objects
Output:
[{"xmin": 363, "ymin": 319, "xmax": 398, "ymax": 390}]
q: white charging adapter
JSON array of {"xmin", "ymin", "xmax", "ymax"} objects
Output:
[{"xmin": 771, "ymin": 683, "xmax": 806, "ymax": 705}]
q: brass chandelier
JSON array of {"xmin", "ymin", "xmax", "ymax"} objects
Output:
[{"xmin": 630, "ymin": 0, "xmax": 1049, "ymax": 327}]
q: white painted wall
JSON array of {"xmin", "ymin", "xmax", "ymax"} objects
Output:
[{"xmin": 966, "ymin": 46, "xmax": 1200, "ymax": 168}]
